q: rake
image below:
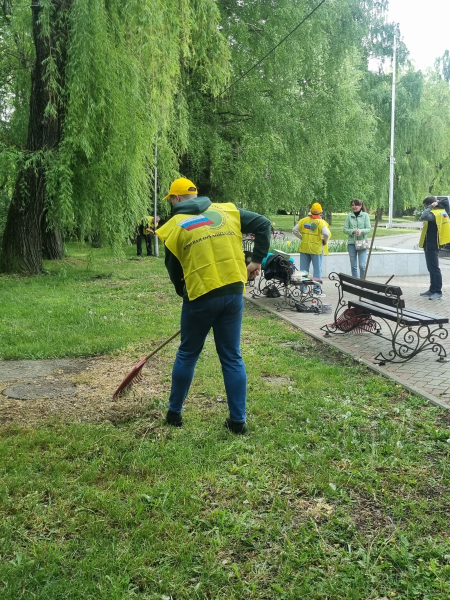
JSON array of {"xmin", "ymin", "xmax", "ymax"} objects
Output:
[
  {"xmin": 334, "ymin": 306, "xmax": 378, "ymax": 333},
  {"xmin": 113, "ymin": 329, "xmax": 181, "ymax": 399}
]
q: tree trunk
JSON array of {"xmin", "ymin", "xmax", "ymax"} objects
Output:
[
  {"xmin": 0, "ymin": 1, "xmax": 69, "ymax": 274},
  {"xmin": 42, "ymin": 218, "xmax": 65, "ymax": 260}
]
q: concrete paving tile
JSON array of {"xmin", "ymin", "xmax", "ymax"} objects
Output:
[{"xmin": 246, "ymin": 269, "xmax": 450, "ymax": 412}]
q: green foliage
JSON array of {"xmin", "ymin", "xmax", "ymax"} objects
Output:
[
  {"xmin": 1, "ymin": 0, "xmax": 450, "ymax": 261},
  {"xmin": 0, "ymin": 0, "xmax": 34, "ymax": 237},
  {"xmin": 46, "ymin": 0, "xmax": 230, "ymax": 243},
  {"xmin": 182, "ymin": 0, "xmax": 388, "ymax": 214},
  {"xmin": 364, "ymin": 65, "xmax": 450, "ymax": 216},
  {"xmin": 0, "ymin": 0, "xmax": 230, "ymax": 251},
  {"xmin": 435, "ymin": 49, "xmax": 450, "ymax": 83}
]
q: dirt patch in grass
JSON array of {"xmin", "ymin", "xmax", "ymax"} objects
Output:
[
  {"xmin": 350, "ymin": 495, "xmax": 397, "ymax": 536},
  {"xmin": 0, "ymin": 355, "xmax": 171, "ymax": 428},
  {"xmin": 290, "ymin": 338, "xmax": 357, "ymax": 367},
  {"xmin": 261, "ymin": 375, "xmax": 293, "ymax": 385}
]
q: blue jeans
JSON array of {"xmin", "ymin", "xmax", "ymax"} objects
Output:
[
  {"xmin": 347, "ymin": 244, "xmax": 367, "ymax": 279},
  {"xmin": 424, "ymin": 250, "xmax": 442, "ymax": 294},
  {"xmin": 300, "ymin": 252, "xmax": 323, "ymax": 293},
  {"xmin": 169, "ymin": 294, "xmax": 247, "ymax": 422}
]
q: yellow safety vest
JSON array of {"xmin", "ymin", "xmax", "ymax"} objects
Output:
[
  {"xmin": 157, "ymin": 203, "xmax": 247, "ymax": 300},
  {"xmin": 298, "ymin": 216, "xmax": 330, "ymax": 255},
  {"xmin": 137, "ymin": 216, "xmax": 158, "ymax": 231},
  {"xmin": 419, "ymin": 208, "xmax": 450, "ymax": 248}
]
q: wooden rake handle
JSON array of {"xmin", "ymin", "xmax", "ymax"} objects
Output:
[{"xmin": 144, "ymin": 329, "xmax": 181, "ymax": 361}]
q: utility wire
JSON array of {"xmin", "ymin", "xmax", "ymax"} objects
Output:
[{"xmin": 216, "ymin": 0, "xmax": 327, "ymax": 98}]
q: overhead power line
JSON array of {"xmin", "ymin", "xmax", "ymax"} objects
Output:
[{"xmin": 216, "ymin": 0, "xmax": 327, "ymax": 98}]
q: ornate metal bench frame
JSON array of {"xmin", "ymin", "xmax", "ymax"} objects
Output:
[
  {"xmin": 321, "ymin": 272, "xmax": 448, "ymax": 364},
  {"xmin": 251, "ymin": 256, "xmax": 323, "ymax": 313}
]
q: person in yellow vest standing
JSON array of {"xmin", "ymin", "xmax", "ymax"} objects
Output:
[
  {"xmin": 137, "ymin": 215, "xmax": 160, "ymax": 256},
  {"xmin": 292, "ymin": 202, "xmax": 331, "ymax": 296},
  {"xmin": 157, "ymin": 177, "xmax": 271, "ymax": 434},
  {"xmin": 419, "ymin": 196, "xmax": 450, "ymax": 300}
]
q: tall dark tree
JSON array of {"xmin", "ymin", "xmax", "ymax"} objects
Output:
[
  {"xmin": 0, "ymin": 0, "xmax": 229, "ymax": 273},
  {"xmin": 1, "ymin": 1, "xmax": 69, "ymax": 272}
]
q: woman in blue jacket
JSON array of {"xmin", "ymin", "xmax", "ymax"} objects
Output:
[{"xmin": 343, "ymin": 199, "xmax": 371, "ymax": 279}]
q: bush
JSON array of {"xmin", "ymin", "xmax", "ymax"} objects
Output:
[{"xmin": 269, "ymin": 239, "xmax": 348, "ymax": 254}]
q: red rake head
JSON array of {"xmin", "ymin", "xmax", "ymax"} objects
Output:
[
  {"xmin": 113, "ymin": 358, "xmax": 147, "ymax": 399},
  {"xmin": 334, "ymin": 308, "xmax": 377, "ymax": 333}
]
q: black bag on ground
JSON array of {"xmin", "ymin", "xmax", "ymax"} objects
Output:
[{"xmin": 263, "ymin": 255, "xmax": 294, "ymax": 284}]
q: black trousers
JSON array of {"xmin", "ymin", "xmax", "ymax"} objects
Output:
[
  {"xmin": 136, "ymin": 225, "xmax": 153, "ymax": 256},
  {"xmin": 424, "ymin": 249, "xmax": 442, "ymax": 294}
]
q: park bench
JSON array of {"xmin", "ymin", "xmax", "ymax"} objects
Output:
[{"xmin": 321, "ymin": 272, "xmax": 449, "ymax": 364}]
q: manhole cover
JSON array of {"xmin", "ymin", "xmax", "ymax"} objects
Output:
[{"xmin": 2, "ymin": 381, "xmax": 76, "ymax": 400}]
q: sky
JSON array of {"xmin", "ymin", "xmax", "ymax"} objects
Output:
[{"xmin": 387, "ymin": 0, "xmax": 450, "ymax": 71}]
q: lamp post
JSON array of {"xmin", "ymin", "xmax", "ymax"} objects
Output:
[{"xmin": 387, "ymin": 34, "xmax": 397, "ymax": 229}]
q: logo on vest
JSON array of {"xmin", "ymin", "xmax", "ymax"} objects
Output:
[
  {"xmin": 178, "ymin": 215, "xmax": 214, "ymax": 231},
  {"xmin": 178, "ymin": 206, "xmax": 227, "ymax": 232},
  {"xmin": 304, "ymin": 222, "xmax": 318, "ymax": 232},
  {"xmin": 203, "ymin": 207, "xmax": 226, "ymax": 230}
]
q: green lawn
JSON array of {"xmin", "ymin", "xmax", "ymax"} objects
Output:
[
  {"xmin": 1, "ymin": 244, "xmax": 450, "ymax": 599},
  {"xmin": 0, "ymin": 243, "xmax": 181, "ymax": 360}
]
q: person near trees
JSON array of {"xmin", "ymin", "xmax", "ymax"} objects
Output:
[
  {"xmin": 418, "ymin": 196, "xmax": 450, "ymax": 300},
  {"xmin": 136, "ymin": 215, "xmax": 160, "ymax": 257},
  {"xmin": 343, "ymin": 199, "xmax": 371, "ymax": 279},
  {"xmin": 156, "ymin": 177, "xmax": 271, "ymax": 434},
  {"xmin": 292, "ymin": 202, "xmax": 330, "ymax": 296}
]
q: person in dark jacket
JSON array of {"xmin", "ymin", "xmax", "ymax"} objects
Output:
[
  {"xmin": 136, "ymin": 215, "xmax": 160, "ymax": 256},
  {"xmin": 157, "ymin": 177, "xmax": 271, "ymax": 434},
  {"xmin": 419, "ymin": 196, "xmax": 450, "ymax": 300}
]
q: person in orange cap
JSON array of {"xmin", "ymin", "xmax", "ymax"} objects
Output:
[
  {"xmin": 292, "ymin": 202, "xmax": 331, "ymax": 296},
  {"xmin": 157, "ymin": 177, "xmax": 271, "ymax": 434}
]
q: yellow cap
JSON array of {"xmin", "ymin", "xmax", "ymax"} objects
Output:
[
  {"xmin": 162, "ymin": 177, "xmax": 198, "ymax": 201},
  {"xmin": 311, "ymin": 202, "xmax": 322, "ymax": 215}
]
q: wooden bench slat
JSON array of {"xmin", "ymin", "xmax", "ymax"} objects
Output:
[
  {"xmin": 339, "ymin": 273, "xmax": 403, "ymax": 296},
  {"xmin": 341, "ymin": 281, "xmax": 405, "ymax": 309},
  {"xmin": 348, "ymin": 300, "xmax": 428, "ymax": 327},
  {"xmin": 349, "ymin": 300, "xmax": 448, "ymax": 326},
  {"xmin": 348, "ymin": 300, "xmax": 421, "ymax": 325},
  {"xmin": 390, "ymin": 305, "xmax": 449, "ymax": 322}
]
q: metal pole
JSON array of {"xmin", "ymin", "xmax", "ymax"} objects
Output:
[
  {"xmin": 387, "ymin": 34, "xmax": 397, "ymax": 229},
  {"xmin": 153, "ymin": 143, "xmax": 159, "ymax": 257}
]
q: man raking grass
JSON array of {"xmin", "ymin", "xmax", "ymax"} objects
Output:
[{"xmin": 156, "ymin": 177, "xmax": 271, "ymax": 434}]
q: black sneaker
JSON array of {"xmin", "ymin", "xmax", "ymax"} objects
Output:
[
  {"xmin": 166, "ymin": 410, "xmax": 183, "ymax": 427},
  {"xmin": 225, "ymin": 418, "xmax": 248, "ymax": 434},
  {"xmin": 420, "ymin": 290, "xmax": 432, "ymax": 296}
]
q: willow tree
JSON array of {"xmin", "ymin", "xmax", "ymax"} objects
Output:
[
  {"xmin": 0, "ymin": 0, "xmax": 229, "ymax": 273},
  {"xmin": 365, "ymin": 66, "xmax": 450, "ymax": 215},
  {"xmin": 180, "ymin": 0, "xmax": 392, "ymax": 215}
]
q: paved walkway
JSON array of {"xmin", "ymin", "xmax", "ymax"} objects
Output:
[
  {"xmin": 245, "ymin": 265, "xmax": 450, "ymax": 411},
  {"xmin": 377, "ymin": 221, "xmax": 423, "ymax": 229}
]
